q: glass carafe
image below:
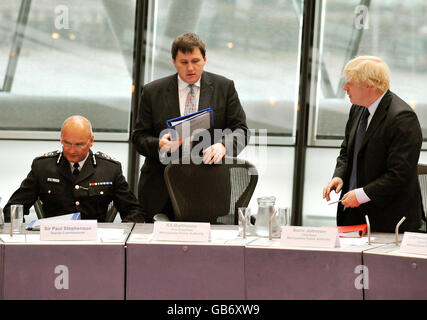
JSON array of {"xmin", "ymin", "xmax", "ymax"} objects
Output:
[{"xmin": 255, "ymin": 196, "xmax": 276, "ymax": 237}]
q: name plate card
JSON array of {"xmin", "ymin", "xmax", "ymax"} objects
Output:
[
  {"xmin": 400, "ymin": 232, "xmax": 427, "ymax": 256},
  {"xmin": 40, "ymin": 220, "xmax": 98, "ymax": 241},
  {"xmin": 280, "ymin": 226, "xmax": 339, "ymax": 248},
  {"xmin": 152, "ymin": 221, "xmax": 210, "ymax": 242}
]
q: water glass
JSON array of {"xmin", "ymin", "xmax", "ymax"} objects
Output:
[
  {"xmin": 272, "ymin": 207, "xmax": 291, "ymax": 238},
  {"xmin": 238, "ymin": 207, "xmax": 251, "ymax": 237},
  {"xmin": 277, "ymin": 207, "xmax": 291, "ymax": 227},
  {"xmin": 10, "ymin": 204, "xmax": 24, "ymax": 234},
  {"xmin": 0, "ymin": 196, "xmax": 4, "ymax": 227}
]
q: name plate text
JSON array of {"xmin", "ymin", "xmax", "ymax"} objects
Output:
[
  {"xmin": 40, "ymin": 220, "xmax": 98, "ymax": 241},
  {"xmin": 152, "ymin": 221, "xmax": 210, "ymax": 242},
  {"xmin": 400, "ymin": 232, "xmax": 427, "ymax": 255},
  {"xmin": 280, "ymin": 226, "xmax": 339, "ymax": 248}
]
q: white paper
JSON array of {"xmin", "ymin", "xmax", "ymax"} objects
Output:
[
  {"xmin": 400, "ymin": 232, "xmax": 427, "ymax": 255},
  {"xmin": 128, "ymin": 233, "xmax": 152, "ymax": 242},
  {"xmin": 26, "ymin": 213, "xmax": 80, "ymax": 230},
  {"xmin": 98, "ymin": 228, "xmax": 127, "ymax": 242},
  {"xmin": 339, "ymin": 237, "xmax": 376, "ymax": 246},
  {"xmin": 0, "ymin": 234, "xmax": 27, "ymax": 243},
  {"xmin": 210, "ymin": 229, "xmax": 239, "ymax": 241}
]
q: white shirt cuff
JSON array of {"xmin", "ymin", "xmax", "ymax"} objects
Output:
[{"xmin": 355, "ymin": 188, "xmax": 371, "ymax": 204}]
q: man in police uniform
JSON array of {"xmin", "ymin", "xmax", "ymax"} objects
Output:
[{"xmin": 3, "ymin": 115, "xmax": 144, "ymax": 223}]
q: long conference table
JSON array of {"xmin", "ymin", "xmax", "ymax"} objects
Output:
[{"xmin": 0, "ymin": 223, "xmax": 426, "ymax": 300}]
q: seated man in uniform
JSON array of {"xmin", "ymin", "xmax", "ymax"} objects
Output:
[{"xmin": 3, "ymin": 115, "xmax": 144, "ymax": 223}]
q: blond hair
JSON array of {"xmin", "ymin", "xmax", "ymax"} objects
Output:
[{"xmin": 343, "ymin": 56, "xmax": 390, "ymax": 92}]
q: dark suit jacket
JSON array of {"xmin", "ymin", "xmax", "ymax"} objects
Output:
[
  {"xmin": 333, "ymin": 90, "xmax": 423, "ymax": 232},
  {"xmin": 3, "ymin": 150, "xmax": 144, "ymax": 223},
  {"xmin": 132, "ymin": 71, "xmax": 249, "ymax": 222}
]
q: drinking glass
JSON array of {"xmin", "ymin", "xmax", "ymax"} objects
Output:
[
  {"xmin": 238, "ymin": 207, "xmax": 252, "ymax": 237},
  {"xmin": 10, "ymin": 204, "xmax": 24, "ymax": 234}
]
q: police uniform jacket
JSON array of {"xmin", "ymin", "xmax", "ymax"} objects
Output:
[{"xmin": 3, "ymin": 150, "xmax": 144, "ymax": 223}]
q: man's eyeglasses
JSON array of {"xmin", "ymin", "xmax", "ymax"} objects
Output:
[{"xmin": 61, "ymin": 138, "xmax": 90, "ymax": 149}]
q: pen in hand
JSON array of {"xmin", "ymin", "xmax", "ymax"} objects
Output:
[{"xmin": 328, "ymin": 200, "xmax": 342, "ymax": 205}]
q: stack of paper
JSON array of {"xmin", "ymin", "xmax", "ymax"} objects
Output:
[{"xmin": 26, "ymin": 212, "xmax": 81, "ymax": 231}]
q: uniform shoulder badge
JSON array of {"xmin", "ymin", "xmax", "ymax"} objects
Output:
[
  {"xmin": 35, "ymin": 150, "xmax": 61, "ymax": 159},
  {"xmin": 95, "ymin": 151, "xmax": 120, "ymax": 164}
]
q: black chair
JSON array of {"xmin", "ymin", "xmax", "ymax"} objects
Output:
[
  {"xmin": 418, "ymin": 163, "xmax": 427, "ymax": 229},
  {"xmin": 34, "ymin": 199, "xmax": 118, "ymax": 222},
  {"xmin": 163, "ymin": 157, "xmax": 258, "ymax": 224},
  {"xmin": 105, "ymin": 201, "xmax": 119, "ymax": 222},
  {"xmin": 34, "ymin": 199, "xmax": 44, "ymax": 219}
]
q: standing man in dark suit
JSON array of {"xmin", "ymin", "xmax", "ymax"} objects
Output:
[
  {"xmin": 132, "ymin": 33, "xmax": 249, "ymax": 222},
  {"xmin": 323, "ymin": 56, "xmax": 423, "ymax": 232},
  {"xmin": 3, "ymin": 115, "xmax": 144, "ymax": 223}
]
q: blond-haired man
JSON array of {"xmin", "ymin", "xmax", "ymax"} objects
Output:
[{"xmin": 323, "ymin": 56, "xmax": 423, "ymax": 232}]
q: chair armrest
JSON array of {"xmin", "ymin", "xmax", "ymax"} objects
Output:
[{"xmin": 153, "ymin": 213, "xmax": 170, "ymax": 221}]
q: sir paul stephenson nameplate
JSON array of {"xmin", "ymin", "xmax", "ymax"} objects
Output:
[{"xmin": 40, "ymin": 220, "xmax": 98, "ymax": 241}]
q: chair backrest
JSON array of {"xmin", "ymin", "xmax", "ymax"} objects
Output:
[
  {"xmin": 164, "ymin": 157, "xmax": 258, "ymax": 224},
  {"xmin": 418, "ymin": 163, "xmax": 427, "ymax": 220},
  {"xmin": 34, "ymin": 199, "xmax": 45, "ymax": 219},
  {"xmin": 34, "ymin": 199, "xmax": 118, "ymax": 222},
  {"xmin": 105, "ymin": 202, "xmax": 118, "ymax": 222}
]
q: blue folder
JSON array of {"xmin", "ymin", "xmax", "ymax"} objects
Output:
[{"xmin": 166, "ymin": 108, "xmax": 214, "ymax": 140}]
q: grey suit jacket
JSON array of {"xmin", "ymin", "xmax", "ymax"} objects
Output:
[
  {"xmin": 334, "ymin": 90, "xmax": 423, "ymax": 232},
  {"xmin": 132, "ymin": 71, "xmax": 249, "ymax": 221}
]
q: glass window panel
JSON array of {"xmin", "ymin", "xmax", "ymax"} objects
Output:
[
  {"xmin": 146, "ymin": 0, "xmax": 303, "ymax": 142},
  {"xmin": 309, "ymin": 0, "xmax": 427, "ymax": 148},
  {"xmin": 303, "ymin": 147, "xmax": 427, "ymax": 226},
  {"xmin": 302, "ymin": 147, "xmax": 341, "ymax": 227},
  {"xmin": 305, "ymin": 0, "xmax": 427, "ymax": 225},
  {"xmin": 242, "ymin": 145, "xmax": 295, "ymax": 210},
  {"xmin": 0, "ymin": 0, "xmax": 136, "ymax": 137},
  {"xmin": 0, "ymin": 1, "xmax": 20, "ymax": 87}
]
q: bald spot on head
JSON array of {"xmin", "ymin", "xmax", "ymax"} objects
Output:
[{"xmin": 61, "ymin": 115, "xmax": 93, "ymax": 138}]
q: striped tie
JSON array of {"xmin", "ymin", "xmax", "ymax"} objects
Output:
[
  {"xmin": 182, "ymin": 84, "xmax": 197, "ymax": 155},
  {"xmin": 184, "ymin": 84, "xmax": 197, "ymax": 115}
]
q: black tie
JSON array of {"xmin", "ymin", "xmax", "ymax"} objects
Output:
[
  {"xmin": 349, "ymin": 108, "xmax": 369, "ymax": 191},
  {"xmin": 73, "ymin": 163, "xmax": 80, "ymax": 176}
]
